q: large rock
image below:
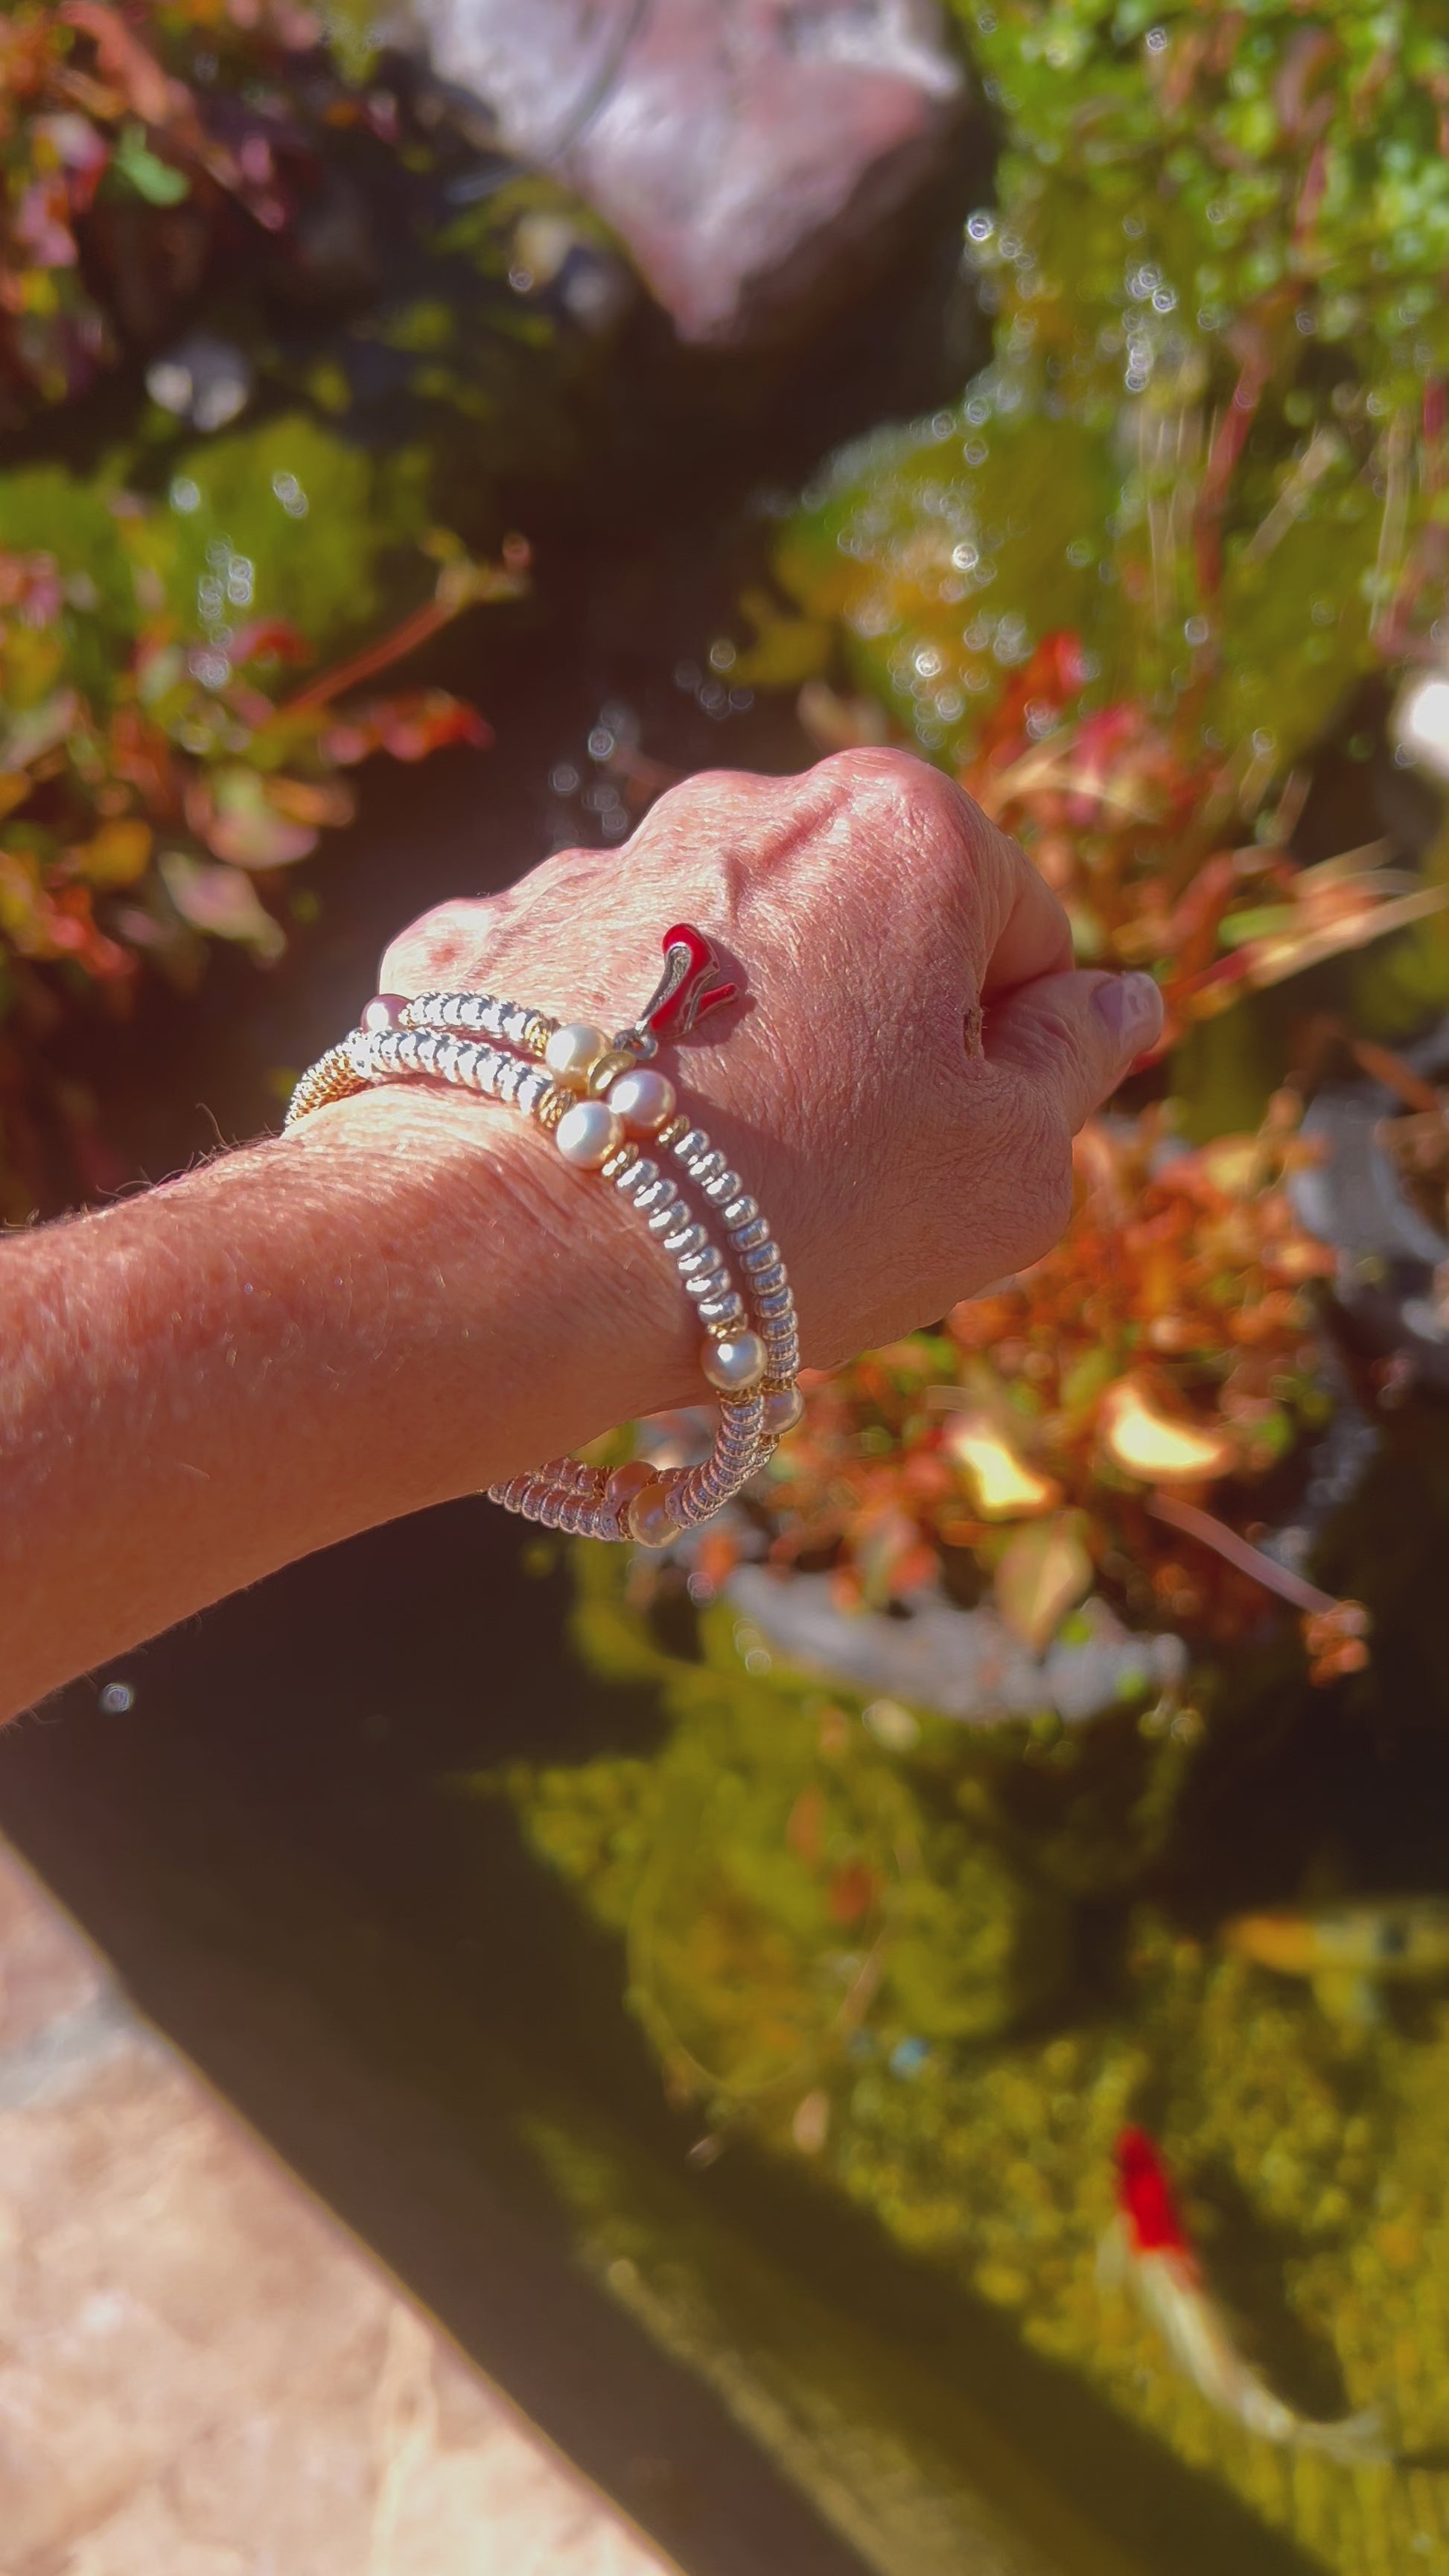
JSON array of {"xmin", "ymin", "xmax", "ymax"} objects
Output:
[{"xmin": 402, "ymin": 0, "xmax": 965, "ymax": 344}]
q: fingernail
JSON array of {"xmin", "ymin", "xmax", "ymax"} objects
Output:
[{"xmin": 1093, "ymin": 972, "xmax": 1164, "ymax": 1058}]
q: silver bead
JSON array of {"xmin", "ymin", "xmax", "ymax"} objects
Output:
[
  {"xmin": 555, "ymin": 1100, "xmax": 625, "ymax": 1167},
  {"xmin": 701, "ymin": 1332, "xmax": 767, "ymax": 1393},
  {"xmin": 608, "ymin": 1067, "xmax": 677, "ymax": 1133},
  {"xmin": 545, "ymin": 1021, "xmax": 611, "ymax": 1089}
]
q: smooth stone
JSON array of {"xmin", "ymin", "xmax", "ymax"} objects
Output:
[{"xmin": 393, "ymin": 0, "xmax": 966, "ymax": 348}]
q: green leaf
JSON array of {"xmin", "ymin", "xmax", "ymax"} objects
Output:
[{"xmin": 113, "ymin": 125, "xmax": 189, "ymax": 208}]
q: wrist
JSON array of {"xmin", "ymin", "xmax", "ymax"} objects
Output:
[{"xmin": 281, "ymin": 1080, "xmax": 700, "ymax": 1492}]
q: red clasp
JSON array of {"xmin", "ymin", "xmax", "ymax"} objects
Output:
[{"xmin": 640, "ymin": 923, "xmax": 739, "ymax": 1038}]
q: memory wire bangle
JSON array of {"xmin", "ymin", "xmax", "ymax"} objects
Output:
[{"xmin": 283, "ymin": 925, "xmax": 802, "ymax": 1548}]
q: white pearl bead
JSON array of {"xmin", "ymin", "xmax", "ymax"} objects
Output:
[
  {"xmin": 545, "ymin": 1021, "xmax": 611, "ymax": 1088},
  {"xmin": 628, "ymin": 1479, "xmax": 678, "ymax": 1548},
  {"xmin": 605, "ymin": 1459, "xmax": 657, "ymax": 1511},
  {"xmin": 607, "ymin": 1067, "xmax": 677, "ymax": 1134},
  {"xmin": 555, "ymin": 1100, "xmax": 624, "ymax": 1167},
  {"xmin": 762, "ymin": 1385, "xmax": 804, "ymax": 1436},
  {"xmin": 362, "ymin": 992, "xmax": 408, "ymax": 1033},
  {"xmin": 701, "ymin": 1330, "xmax": 767, "ymax": 1393}
]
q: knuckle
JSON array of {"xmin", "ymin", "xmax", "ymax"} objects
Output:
[
  {"xmin": 812, "ymin": 745, "xmax": 957, "ymax": 824},
  {"xmin": 378, "ymin": 898, "xmax": 497, "ymax": 993}
]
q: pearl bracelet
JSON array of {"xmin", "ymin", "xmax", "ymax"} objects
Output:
[{"xmin": 284, "ymin": 924, "xmax": 801, "ymax": 1547}]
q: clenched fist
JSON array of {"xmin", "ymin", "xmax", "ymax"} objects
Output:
[{"xmin": 357, "ymin": 748, "xmax": 1162, "ymax": 1383}]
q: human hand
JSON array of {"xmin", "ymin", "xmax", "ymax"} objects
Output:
[{"xmin": 359, "ymin": 750, "xmax": 1162, "ymax": 1405}]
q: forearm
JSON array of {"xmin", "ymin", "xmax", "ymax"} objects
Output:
[{"xmin": 0, "ymin": 1087, "xmax": 687, "ymax": 1721}]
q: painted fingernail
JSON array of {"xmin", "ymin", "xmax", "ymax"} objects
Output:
[{"xmin": 1093, "ymin": 972, "xmax": 1164, "ymax": 1057}]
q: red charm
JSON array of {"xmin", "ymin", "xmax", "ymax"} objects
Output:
[
  {"xmin": 1115, "ymin": 2127, "xmax": 1194, "ymax": 2259},
  {"xmin": 643, "ymin": 923, "xmax": 739, "ymax": 1037}
]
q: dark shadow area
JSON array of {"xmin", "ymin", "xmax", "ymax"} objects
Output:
[{"xmin": 3, "ymin": 1499, "xmax": 1316, "ymax": 2576}]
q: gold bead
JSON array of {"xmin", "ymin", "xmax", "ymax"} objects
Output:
[
  {"xmin": 535, "ymin": 1086, "xmax": 568, "ymax": 1129},
  {"xmin": 587, "ymin": 1048, "xmax": 637, "ymax": 1095},
  {"xmin": 655, "ymin": 1114, "xmax": 690, "ymax": 1149},
  {"xmin": 522, "ymin": 1013, "xmax": 556, "ymax": 1059}
]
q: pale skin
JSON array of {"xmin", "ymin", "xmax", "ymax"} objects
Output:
[{"xmin": 0, "ymin": 750, "xmax": 1162, "ymax": 1724}]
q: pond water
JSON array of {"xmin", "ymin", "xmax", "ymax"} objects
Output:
[{"xmin": 9, "ymin": 74, "xmax": 1449, "ymax": 2576}]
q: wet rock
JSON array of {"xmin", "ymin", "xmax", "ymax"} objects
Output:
[
  {"xmin": 398, "ymin": 0, "xmax": 966, "ymax": 344},
  {"xmin": 145, "ymin": 331, "xmax": 253, "ymax": 432},
  {"xmin": 727, "ymin": 1566, "xmax": 1187, "ymax": 1727},
  {"xmin": 1296, "ymin": 1017, "xmax": 1449, "ymax": 1389}
]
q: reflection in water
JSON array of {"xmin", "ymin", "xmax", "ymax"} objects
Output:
[{"xmin": 496, "ymin": 1532, "xmax": 1449, "ymax": 2572}]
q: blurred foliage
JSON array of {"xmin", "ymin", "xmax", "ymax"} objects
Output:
[
  {"xmin": 0, "ymin": 1, "xmax": 633, "ymax": 1212},
  {"xmin": 751, "ymin": 1102, "xmax": 1370, "ymax": 1682},
  {"xmin": 0, "ymin": 412, "xmax": 524, "ymax": 1213},
  {"xmin": 759, "ymin": 0, "xmax": 1449, "ymax": 1007},
  {"xmin": 712, "ymin": 0, "xmax": 1449, "ymax": 1683}
]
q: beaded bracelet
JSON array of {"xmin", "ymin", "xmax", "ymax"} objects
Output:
[{"xmin": 284, "ymin": 924, "xmax": 801, "ymax": 1547}]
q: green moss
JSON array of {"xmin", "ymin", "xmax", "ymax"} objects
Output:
[
  {"xmin": 497, "ymin": 1545, "xmax": 1449, "ymax": 2573},
  {"xmin": 768, "ymin": 0, "xmax": 1449, "ymax": 807}
]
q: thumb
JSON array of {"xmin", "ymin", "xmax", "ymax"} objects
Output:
[{"xmin": 985, "ymin": 968, "xmax": 1165, "ymax": 1131}]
